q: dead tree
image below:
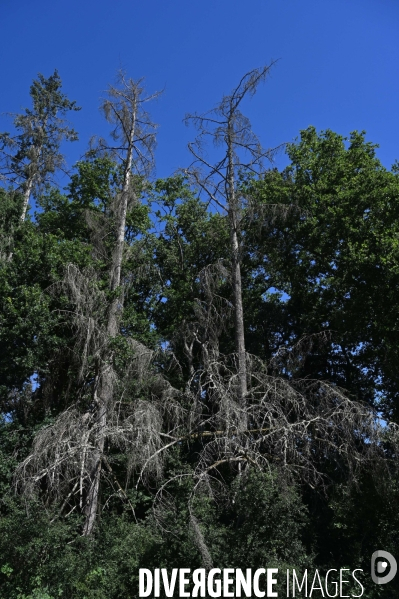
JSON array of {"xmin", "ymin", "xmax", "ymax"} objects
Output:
[
  {"xmin": 81, "ymin": 73, "xmax": 161, "ymax": 535},
  {"xmin": 184, "ymin": 64, "xmax": 277, "ymax": 419}
]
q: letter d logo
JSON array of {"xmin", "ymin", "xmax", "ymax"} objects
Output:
[{"xmin": 371, "ymin": 550, "xmax": 397, "ymax": 584}]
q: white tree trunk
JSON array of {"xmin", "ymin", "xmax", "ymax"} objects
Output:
[
  {"xmin": 230, "ymin": 220, "xmax": 247, "ymax": 403},
  {"xmin": 20, "ymin": 176, "xmax": 34, "ymax": 222}
]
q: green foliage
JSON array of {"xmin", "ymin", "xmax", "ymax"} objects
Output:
[
  {"xmin": 245, "ymin": 127, "xmax": 399, "ymax": 416},
  {"xmin": 0, "ymin": 70, "xmax": 79, "ymax": 191},
  {"xmin": 150, "ymin": 176, "xmax": 231, "ymax": 380}
]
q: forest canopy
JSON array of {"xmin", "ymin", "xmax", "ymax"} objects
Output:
[{"xmin": 1, "ymin": 67, "xmax": 399, "ymax": 598}]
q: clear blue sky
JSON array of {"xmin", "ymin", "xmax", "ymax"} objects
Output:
[{"xmin": 1, "ymin": 0, "xmax": 399, "ymax": 180}]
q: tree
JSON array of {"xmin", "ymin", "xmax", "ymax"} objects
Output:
[
  {"xmin": 245, "ymin": 127, "xmax": 399, "ymax": 418},
  {"xmin": 81, "ymin": 73, "xmax": 164, "ymax": 535},
  {"xmin": 0, "ymin": 70, "xmax": 80, "ymax": 221},
  {"xmin": 184, "ymin": 64, "xmax": 277, "ymax": 417}
]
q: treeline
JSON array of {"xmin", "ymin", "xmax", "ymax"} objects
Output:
[{"xmin": 1, "ymin": 67, "xmax": 399, "ymax": 598}]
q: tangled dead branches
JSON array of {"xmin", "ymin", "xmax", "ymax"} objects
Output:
[{"xmin": 15, "ymin": 256, "xmax": 397, "ymax": 547}]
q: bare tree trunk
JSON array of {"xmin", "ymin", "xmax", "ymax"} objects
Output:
[
  {"xmin": 82, "ymin": 400, "xmax": 106, "ymax": 535},
  {"xmin": 226, "ymin": 125, "xmax": 247, "ymax": 411},
  {"xmin": 229, "ymin": 219, "xmax": 247, "ymax": 402},
  {"xmin": 20, "ymin": 176, "xmax": 35, "ymax": 222},
  {"xmin": 109, "ymin": 104, "xmax": 136, "ymax": 295},
  {"xmin": 81, "ymin": 210, "xmax": 131, "ymax": 536}
]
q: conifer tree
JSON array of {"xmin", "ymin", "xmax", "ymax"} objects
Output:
[{"xmin": 0, "ymin": 70, "xmax": 79, "ymax": 221}]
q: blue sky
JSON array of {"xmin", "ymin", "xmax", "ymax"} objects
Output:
[{"xmin": 1, "ymin": 0, "xmax": 399, "ymax": 182}]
